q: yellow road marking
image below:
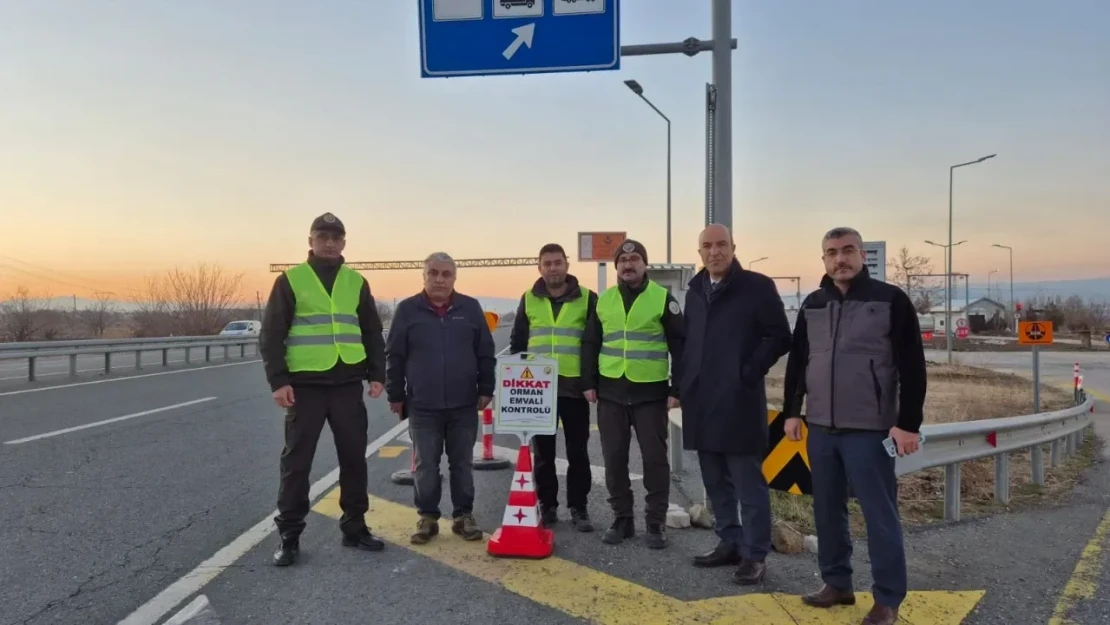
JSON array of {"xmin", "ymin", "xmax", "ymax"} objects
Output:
[
  {"xmin": 313, "ymin": 489, "xmax": 984, "ymax": 624},
  {"xmin": 1048, "ymin": 505, "xmax": 1110, "ymax": 624},
  {"xmin": 377, "ymin": 446, "xmax": 407, "ymax": 458}
]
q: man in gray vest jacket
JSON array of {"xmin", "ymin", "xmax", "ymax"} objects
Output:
[{"xmin": 781, "ymin": 227, "xmax": 927, "ymax": 625}]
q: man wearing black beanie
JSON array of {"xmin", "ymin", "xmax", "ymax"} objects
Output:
[{"xmin": 582, "ymin": 239, "xmax": 686, "ymax": 549}]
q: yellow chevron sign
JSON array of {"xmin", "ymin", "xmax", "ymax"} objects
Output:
[{"xmin": 763, "ymin": 408, "xmax": 812, "ymax": 495}]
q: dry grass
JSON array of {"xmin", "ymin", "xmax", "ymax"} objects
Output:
[{"xmin": 763, "ymin": 363, "xmax": 1095, "ymax": 535}]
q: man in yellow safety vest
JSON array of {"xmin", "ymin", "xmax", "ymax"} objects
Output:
[
  {"xmin": 259, "ymin": 212, "xmax": 388, "ymax": 567},
  {"xmin": 583, "ymin": 239, "xmax": 686, "ymax": 549},
  {"xmin": 509, "ymin": 242, "xmax": 599, "ymax": 532}
]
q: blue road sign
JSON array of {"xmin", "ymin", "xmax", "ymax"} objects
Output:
[
  {"xmin": 418, "ymin": 0, "xmax": 620, "ymax": 78},
  {"xmin": 1104, "ymin": 332, "xmax": 1110, "ymax": 344}
]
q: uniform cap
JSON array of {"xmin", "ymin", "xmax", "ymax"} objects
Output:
[
  {"xmin": 310, "ymin": 212, "xmax": 345, "ymax": 235},
  {"xmin": 614, "ymin": 239, "xmax": 647, "ymax": 264}
]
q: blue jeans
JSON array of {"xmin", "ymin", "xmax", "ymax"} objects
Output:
[
  {"xmin": 807, "ymin": 425, "xmax": 907, "ymax": 608},
  {"xmin": 409, "ymin": 407, "xmax": 479, "ymax": 520}
]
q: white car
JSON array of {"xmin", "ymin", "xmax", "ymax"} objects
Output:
[{"xmin": 219, "ymin": 320, "xmax": 261, "ymax": 337}]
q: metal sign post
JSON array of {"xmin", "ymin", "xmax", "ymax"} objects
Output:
[{"xmin": 1019, "ymin": 319, "xmax": 1054, "ymax": 413}]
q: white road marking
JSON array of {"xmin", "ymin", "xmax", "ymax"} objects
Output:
[
  {"xmin": 163, "ymin": 594, "xmax": 213, "ymax": 625},
  {"xmin": 4, "ymin": 398, "xmax": 218, "ymax": 444},
  {"xmin": 0, "ymin": 358, "xmax": 190, "ymax": 381},
  {"xmin": 0, "ymin": 359, "xmax": 261, "ymax": 398},
  {"xmin": 116, "ymin": 419, "xmax": 409, "ymax": 625}
]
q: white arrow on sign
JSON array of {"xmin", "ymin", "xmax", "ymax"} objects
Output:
[{"xmin": 502, "ymin": 23, "xmax": 535, "ymax": 60}]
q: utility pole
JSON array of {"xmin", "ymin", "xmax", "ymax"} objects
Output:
[{"xmin": 618, "ymin": 0, "xmax": 737, "ymax": 231}]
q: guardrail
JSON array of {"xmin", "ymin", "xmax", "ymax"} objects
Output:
[
  {"xmin": 667, "ymin": 391, "xmax": 1097, "ymax": 523},
  {"xmin": 0, "ymin": 321, "xmax": 513, "ymax": 383},
  {"xmin": 0, "ymin": 335, "xmax": 265, "ymax": 382}
]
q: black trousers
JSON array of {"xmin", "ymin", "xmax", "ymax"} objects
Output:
[
  {"xmin": 596, "ymin": 399, "xmax": 670, "ymax": 525},
  {"xmin": 698, "ymin": 451, "xmax": 772, "ymax": 562},
  {"xmin": 531, "ymin": 396, "xmax": 592, "ymax": 511},
  {"xmin": 274, "ymin": 383, "xmax": 369, "ymax": 538}
]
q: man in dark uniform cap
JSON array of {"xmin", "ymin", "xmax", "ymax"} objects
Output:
[
  {"xmin": 260, "ymin": 212, "xmax": 389, "ymax": 566},
  {"xmin": 583, "ymin": 239, "xmax": 685, "ymax": 549}
]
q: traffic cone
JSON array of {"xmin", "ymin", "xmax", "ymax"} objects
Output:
[
  {"xmin": 487, "ymin": 444, "xmax": 554, "ymax": 559},
  {"xmin": 473, "ymin": 408, "xmax": 512, "ymax": 471}
]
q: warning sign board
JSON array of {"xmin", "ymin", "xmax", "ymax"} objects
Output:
[
  {"xmin": 577, "ymin": 231, "xmax": 627, "ymax": 263},
  {"xmin": 494, "ymin": 354, "xmax": 559, "ymax": 439},
  {"xmin": 763, "ymin": 409, "xmax": 812, "ymax": 495},
  {"xmin": 1018, "ymin": 320, "xmax": 1054, "ymax": 345}
]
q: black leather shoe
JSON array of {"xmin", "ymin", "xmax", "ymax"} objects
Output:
[
  {"xmin": 644, "ymin": 523, "xmax": 667, "ymax": 550},
  {"xmin": 342, "ymin": 528, "xmax": 385, "ymax": 552},
  {"xmin": 601, "ymin": 517, "xmax": 635, "ymax": 544},
  {"xmin": 693, "ymin": 542, "xmax": 742, "ymax": 567},
  {"xmin": 732, "ymin": 560, "xmax": 767, "ymax": 585},
  {"xmin": 273, "ymin": 535, "xmax": 299, "ymax": 566}
]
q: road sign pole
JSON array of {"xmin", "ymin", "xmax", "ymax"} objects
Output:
[
  {"xmin": 711, "ymin": 0, "xmax": 732, "ymax": 231},
  {"xmin": 1032, "ymin": 345, "xmax": 1041, "ymax": 413}
]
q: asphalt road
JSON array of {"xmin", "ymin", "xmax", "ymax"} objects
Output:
[
  {"xmin": 4, "ymin": 329, "xmax": 1110, "ymax": 625},
  {"xmin": 0, "ymin": 345, "xmax": 259, "ymax": 389},
  {"xmin": 925, "ymin": 347, "xmax": 1110, "ymax": 400}
]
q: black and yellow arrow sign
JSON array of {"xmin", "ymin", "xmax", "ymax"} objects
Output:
[{"xmin": 762, "ymin": 408, "xmax": 812, "ymax": 495}]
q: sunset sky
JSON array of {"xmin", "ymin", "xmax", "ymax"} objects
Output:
[{"xmin": 1, "ymin": 0, "xmax": 1107, "ymax": 304}]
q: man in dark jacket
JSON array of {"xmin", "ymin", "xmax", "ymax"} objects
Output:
[
  {"xmin": 782, "ymin": 226, "xmax": 926, "ymax": 625},
  {"xmin": 680, "ymin": 224, "xmax": 792, "ymax": 584},
  {"xmin": 583, "ymin": 239, "xmax": 685, "ymax": 549},
  {"xmin": 386, "ymin": 251, "xmax": 496, "ymax": 546},
  {"xmin": 509, "ymin": 243, "xmax": 599, "ymax": 532},
  {"xmin": 260, "ymin": 212, "xmax": 388, "ymax": 566}
]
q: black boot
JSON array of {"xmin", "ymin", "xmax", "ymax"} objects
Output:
[
  {"xmin": 644, "ymin": 523, "xmax": 667, "ymax": 550},
  {"xmin": 570, "ymin": 508, "xmax": 594, "ymax": 533},
  {"xmin": 342, "ymin": 527, "xmax": 385, "ymax": 552},
  {"xmin": 540, "ymin": 505, "xmax": 559, "ymax": 526},
  {"xmin": 601, "ymin": 517, "xmax": 635, "ymax": 545},
  {"xmin": 273, "ymin": 534, "xmax": 299, "ymax": 566}
]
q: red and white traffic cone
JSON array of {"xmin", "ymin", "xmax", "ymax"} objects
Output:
[
  {"xmin": 473, "ymin": 407, "xmax": 512, "ymax": 471},
  {"xmin": 487, "ymin": 444, "xmax": 554, "ymax": 559}
]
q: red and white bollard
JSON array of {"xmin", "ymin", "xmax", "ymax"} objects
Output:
[{"xmin": 474, "ymin": 407, "xmax": 512, "ymax": 471}]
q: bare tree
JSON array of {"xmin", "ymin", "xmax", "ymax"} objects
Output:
[
  {"xmin": 376, "ymin": 301, "xmax": 394, "ymax": 327},
  {"xmin": 158, "ymin": 264, "xmax": 245, "ymax": 335},
  {"xmin": 0, "ymin": 285, "xmax": 51, "ymax": 342},
  {"xmin": 886, "ymin": 246, "xmax": 936, "ymax": 313},
  {"xmin": 131, "ymin": 264, "xmax": 244, "ymax": 336},
  {"xmin": 79, "ymin": 291, "xmax": 117, "ymax": 338}
]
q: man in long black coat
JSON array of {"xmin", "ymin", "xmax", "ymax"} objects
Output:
[{"xmin": 679, "ymin": 224, "xmax": 793, "ymax": 585}]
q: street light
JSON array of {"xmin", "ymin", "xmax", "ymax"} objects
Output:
[
  {"xmin": 623, "ymin": 79, "xmax": 672, "ymax": 263},
  {"xmin": 947, "ymin": 153, "xmax": 996, "ymax": 363},
  {"xmin": 749, "ymin": 256, "xmax": 768, "ymax": 269},
  {"xmin": 925, "ymin": 239, "xmax": 967, "ymax": 364},
  {"xmin": 992, "ymin": 243, "xmax": 1015, "ymax": 333},
  {"xmin": 987, "ymin": 269, "xmax": 998, "ymax": 301}
]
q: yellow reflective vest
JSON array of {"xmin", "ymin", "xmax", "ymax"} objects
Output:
[
  {"xmin": 524, "ymin": 286, "xmax": 588, "ymax": 378},
  {"xmin": 284, "ymin": 262, "xmax": 367, "ymax": 372},
  {"xmin": 596, "ymin": 280, "xmax": 670, "ymax": 383}
]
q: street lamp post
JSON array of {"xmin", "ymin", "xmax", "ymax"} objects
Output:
[
  {"xmin": 987, "ymin": 269, "xmax": 998, "ymax": 301},
  {"xmin": 623, "ymin": 79, "xmax": 672, "ymax": 263},
  {"xmin": 992, "ymin": 243, "xmax": 1015, "ymax": 333},
  {"xmin": 749, "ymin": 256, "xmax": 768, "ymax": 270},
  {"xmin": 947, "ymin": 154, "xmax": 996, "ymax": 362},
  {"xmin": 925, "ymin": 239, "xmax": 966, "ymax": 364}
]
